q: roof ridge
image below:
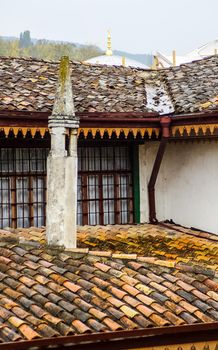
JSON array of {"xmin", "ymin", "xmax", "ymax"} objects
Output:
[
  {"xmin": 160, "ymin": 54, "xmax": 218, "ymax": 72},
  {"xmin": 159, "ymin": 223, "xmax": 218, "ymax": 242},
  {"xmin": 0, "ymin": 55, "xmax": 58, "ymax": 65},
  {"xmin": 0, "ymin": 55, "xmax": 149, "ymax": 73}
]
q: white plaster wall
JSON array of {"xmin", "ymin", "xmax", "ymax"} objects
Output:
[
  {"xmin": 139, "ymin": 142, "xmax": 165, "ymax": 222},
  {"xmin": 139, "ymin": 140, "xmax": 218, "ymax": 234}
]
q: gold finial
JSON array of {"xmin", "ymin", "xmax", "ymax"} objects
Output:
[
  {"xmin": 122, "ymin": 56, "xmax": 126, "ymax": 66},
  {"xmin": 172, "ymin": 50, "xmax": 176, "ymax": 66},
  {"xmin": 106, "ymin": 30, "xmax": 113, "ymax": 56}
]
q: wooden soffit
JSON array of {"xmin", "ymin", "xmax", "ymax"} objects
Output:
[
  {"xmin": 171, "ymin": 123, "xmax": 218, "ymax": 137},
  {"xmin": 0, "ymin": 126, "xmax": 160, "ymax": 139}
]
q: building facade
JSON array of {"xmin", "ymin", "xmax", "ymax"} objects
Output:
[{"xmin": 0, "ymin": 55, "xmax": 218, "ymax": 233}]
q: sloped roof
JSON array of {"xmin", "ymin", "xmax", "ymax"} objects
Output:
[
  {"xmin": 158, "ymin": 56, "xmax": 218, "ymax": 114},
  {"xmin": 140, "ymin": 55, "xmax": 218, "ymax": 114},
  {"xmin": 0, "ymin": 56, "xmax": 150, "ymax": 114},
  {"xmin": 0, "ymin": 224, "xmax": 217, "ymax": 343},
  {"xmin": 0, "ymin": 55, "xmax": 218, "ymax": 117}
]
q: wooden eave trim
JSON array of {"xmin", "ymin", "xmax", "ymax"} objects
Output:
[
  {"xmin": 1, "ymin": 323, "xmax": 218, "ymax": 350},
  {"xmin": 0, "ymin": 110, "xmax": 160, "ymax": 128},
  {"xmin": 171, "ymin": 116, "xmax": 218, "ymax": 127},
  {"xmin": 1, "ymin": 109, "xmax": 218, "ymax": 125},
  {"xmin": 171, "ymin": 110, "xmax": 218, "ymax": 120},
  {"xmin": 0, "ymin": 110, "xmax": 159, "ymax": 117},
  {"xmin": 1, "ymin": 110, "xmax": 218, "ymax": 139}
]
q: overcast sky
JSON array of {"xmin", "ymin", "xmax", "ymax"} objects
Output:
[{"xmin": 1, "ymin": 0, "xmax": 217, "ymax": 54}]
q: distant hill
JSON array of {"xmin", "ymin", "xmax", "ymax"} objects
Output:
[
  {"xmin": 1, "ymin": 35, "xmax": 152, "ymax": 66},
  {"xmin": 2, "ymin": 36, "xmax": 86, "ymax": 47},
  {"xmin": 2, "ymin": 36, "xmax": 17, "ymax": 41},
  {"xmin": 114, "ymin": 50, "xmax": 153, "ymax": 67}
]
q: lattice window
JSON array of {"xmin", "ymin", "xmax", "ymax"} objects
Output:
[
  {"xmin": 0, "ymin": 144, "xmax": 134, "ymax": 228},
  {"xmin": 77, "ymin": 145, "xmax": 133, "ymax": 225},
  {"xmin": 0, "ymin": 148, "xmax": 48, "ymax": 228}
]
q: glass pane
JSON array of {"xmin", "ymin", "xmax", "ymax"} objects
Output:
[
  {"xmin": 33, "ymin": 177, "xmax": 45, "ymax": 226},
  {"xmin": 0, "ymin": 149, "xmax": 14, "ymax": 173},
  {"xmin": 16, "ymin": 149, "xmax": 30, "ymax": 173},
  {"xmin": 102, "ymin": 175, "xmax": 114, "ymax": 224},
  {"xmin": 77, "ymin": 176, "xmax": 83, "ymax": 225},
  {"xmin": 101, "ymin": 147, "xmax": 113, "ymax": 171},
  {"xmin": 16, "ymin": 177, "xmax": 29, "ymax": 227},
  {"xmin": 0, "ymin": 178, "xmax": 11, "ymax": 227},
  {"xmin": 78, "ymin": 145, "xmax": 133, "ymax": 226},
  {"xmin": 88, "ymin": 175, "xmax": 99, "ymax": 225}
]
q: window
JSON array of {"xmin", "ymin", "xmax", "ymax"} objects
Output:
[
  {"xmin": 0, "ymin": 148, "xmax": 48, "ymax": 228},
  {"xmin": 77, "ymin": 145, "xmax": 133, "ymax": 225},
  {"xmin": 0, "ymin": 144, "xmax": 134, "ymax": 228}
]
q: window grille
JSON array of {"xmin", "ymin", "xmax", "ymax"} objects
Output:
[
  {"xmin": 0, "ymin": 144, "xmax": 134, "ymax": 228},
  {"xmin": 77, "ymin": 145, "xmax": 133, "ymax": 225},
  {"xmin": 0, "ymin": 148, "xmax": 48, "ymax": 228}
]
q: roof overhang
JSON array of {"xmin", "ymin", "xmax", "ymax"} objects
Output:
[
  {"xmin": 0, "ymin": 110, "xmax": 161, "ymax": 140},
  {"xmin": 1, "ymin": 110, "xmax": 218, "ymax": 140},
  {"xmin": 1, "ymin": 322, "xmax": 218, "ymax": 350}
]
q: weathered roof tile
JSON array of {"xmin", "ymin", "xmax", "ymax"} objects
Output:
[
  {"xmin": 0, "ymin": 55, "xmax": 217, "ymax": 116},
  {"xmin": 0, "ymin": 224, "xmax": 216, "ymax": 343}
]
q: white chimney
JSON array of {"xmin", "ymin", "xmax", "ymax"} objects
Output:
[{"xmin": 46, "ymin": 56, "xmax": 79, "ymax": 248}]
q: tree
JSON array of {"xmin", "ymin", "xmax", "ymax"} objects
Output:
[
  {"xmin": 0, "ymin": 34, "xmax": 103, "ymax": 61},
  {"xmin": 19, "ymin": 30, "xmax": 32, "ymax": 48}
]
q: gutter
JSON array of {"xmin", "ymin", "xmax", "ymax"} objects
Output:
[
  {"xmin": 0, "ymin": 109, "xmax": 217, "ymax": 129},
  {"xmin": 1, "ymin": 323, "xmax": 218, "ymax": 350},
  {"xmin": 148, "ymin": 116, "xmax": 171, "ymax": 224},
  {"xmin": 0, "ymin": 110, "xmax": 161, "ymax": 129}
]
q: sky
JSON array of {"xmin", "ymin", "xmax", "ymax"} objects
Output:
[{"xmin": 0, "ymin": 0, "xmax": 218, "ymax": 55}]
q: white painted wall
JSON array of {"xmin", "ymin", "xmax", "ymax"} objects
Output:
[{"xmin": 139, "ymin": 140, "xmax": 218, "ymax": 234}]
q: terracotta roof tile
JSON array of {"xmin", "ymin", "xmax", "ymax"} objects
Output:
[
  {"xmin": 133, "ymin": 314, "xmax": 153, "ymax": 328},
  {"xmin": 71, "ymin": 320, "xmax": 91, "ymax": 334},
  {"xmin": 136, "ymin": 293, "xmax": 155, "ymax": 305},
  {"xmin": 73, "ymin": 309, "xmax": 90, "ymax": 323},
  {"xmin": 164, "ymin": 311, "xmax": 185, "ymax": 326},
  {"xmin": 56, "ymin": 322, "xmax": 75, "ymax": 336},
  {"xmin": 103, "ymin": 317, "xmax": 122, "ymax": 331},
  {"xmin": 0, "ymin": 326, "xmax": 22, "ymax": 341},
  {"xmin": 11, "ymin": 306, "xmax": 29, "ymax": 319},
  {"xmin": 0, "ymin": 224, "xmax": 217, "ymax": 343},
  {"xmin": 150, "ymin": 314, "xmax": 170, "ymax": 326},
  {"xmin": 87, "ymin": 318, "xmax": 107, "ymax": 332},
  {"xmin": 122, "ymin": 284, "xmax": 140, "ymax": 297},
  {"xmin": 0, "ymin": 306, "xmax": 13, "ymax": 320},
  {"xmin": 120, "ymin": 316, "xmax": 138, "ymax": 329},
  {"xmin": 37, "ymin": 323, "xmax": 59, "ymax": 337},
  {"xmin": 204, "ymin": 279, "xmax": 218, "ymax": 291},
  {"xmin": 108, "ymin": 286, "xmax": 127, "ymax": 299},
  {"xmin": 2, "ymin": 55, "xmax": 217, "ymax": 116},
  {"xmin": 0, "ymin": 57, "xmax": 151, "ymax": 114},
  {"xmin": 73, "ymin": 298, "xmax": 92, "ymax": 312},
  {"xmin": 136, "ymin": 305, "xmax": 154, "ymax": 317},
  {"xmin": 107, "ymin": 296, "xmax": 125, "ymax": 308},
  {"xmin": 123, "ymin": 295, "xmax": 142, "ymax": 308},
  {"xmin": 91, "ymin": 296, "xmax": 109, "ymax": 310},
  {"xmin": 63, "ymin": 281, "xmax": 81, "ymax": 293}
]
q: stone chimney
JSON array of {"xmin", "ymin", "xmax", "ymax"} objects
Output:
[{"xmin": 46, "ymin": 56, "xmax": 79, "ymax": 248}]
